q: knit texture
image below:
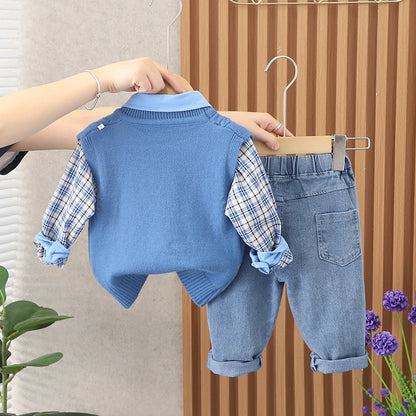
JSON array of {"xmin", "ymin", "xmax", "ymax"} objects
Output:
[{"xmin": 79, "ymin": 92, "xmax": 251, "ymax": 308}]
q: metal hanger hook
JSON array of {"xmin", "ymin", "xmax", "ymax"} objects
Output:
[
  {"xmin": 149, "ymin": 0, "xmax": 183, "ymax": 69},
  {"xmin": 166, "ymin": 0, "xmax": 183, "ymax": 69},
  {"xmin": 264, "ymin": 55, "xmax": 298, "ymax": 137}
]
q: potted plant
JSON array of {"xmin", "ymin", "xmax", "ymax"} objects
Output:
[{"xmin": 0, "ymin": 265, "xmax": 98, "ymax": 416}]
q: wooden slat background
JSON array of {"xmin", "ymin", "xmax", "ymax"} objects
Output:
[{"xmin": 181, "ymin": 1, "xmax": 416, "ymax": 415}]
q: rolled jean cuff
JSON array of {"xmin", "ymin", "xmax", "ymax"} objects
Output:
[
  {"xmin": 34, "ymin": 232, "xmax": 70, "ymax": 267},
  {"xmin": 310, "ymin": 351, "xmax": 368, "ymax": 374},
  {"xmin": 249, "ymin": 236, "xmax": 292, "ymax": 274},
  {"xmin": 207, "ymin": 351, "xmax": 262, "ymax": 377}
]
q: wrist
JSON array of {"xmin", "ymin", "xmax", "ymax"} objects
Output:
[
  {"xmin": 90, "ymin": 66, "xmax": 110, "ymax": 93},
  {"xmin": 83, "ymin": 70, "xmax": 102, "ymax": 110}
]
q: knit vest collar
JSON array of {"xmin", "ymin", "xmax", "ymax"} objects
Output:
[{"xmin": 123, "ymin": 91, "xmax": 210, "ymax": 112}]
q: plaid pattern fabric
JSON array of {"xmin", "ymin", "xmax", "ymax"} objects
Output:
[
  {"xmin": 36, "ymin": 139, "xmax": 287, "ymax": 267},
  {"xmin": 226, "ymin": 139, "xmax": 282, "ymax": 252},
  {"xmin": 34, "ymin": 143, "xmax": 95, "ymax": 267}
]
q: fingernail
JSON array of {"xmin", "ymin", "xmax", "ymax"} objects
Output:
[{"xmin": 272, "ymin": 142, "xmax": 279, "ymax": 150}]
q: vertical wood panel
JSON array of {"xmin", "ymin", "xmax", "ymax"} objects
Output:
[
  {"xmin": 334, "ymin": 4, "xmax": 349, "ymax": 416},
  {"xmin": 293, "ymin": 5, "xmax": 308, "ymax": 416},
  {"xmin": 181, "ymin": 1, "xmax": 415, "ymax": 414},
  {"xmin": 409, "ymin": 0, "xmax": 416, "ymax": 376}
]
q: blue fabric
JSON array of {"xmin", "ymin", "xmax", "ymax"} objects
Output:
[
  {"xmin": 34, "ymin": 232, "xmax": 70, "ymax": 265},
  {"xmin": 78, "ymin": 92, "xmax": 252, "ymax": 308},
  {"xmin": 123, "ymin": 90, "xmax": 210, "ymax": 112},
  {"xmin": 249, "ymin": 237, "xmax": 290, "ymax": 273},
  {"xmin": 207, "ymin": 154, "xmax": 368, "ymax": 376}
]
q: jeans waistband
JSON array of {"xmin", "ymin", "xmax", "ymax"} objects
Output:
[{"xmin": 260, "ymin": 154, "xmax": 352, "ymax": 176}]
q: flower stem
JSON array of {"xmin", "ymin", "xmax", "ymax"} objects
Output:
[
  {"xmin": 368, "ymin": 356, "xmax": 390, "ymax": 391},
  {"xmin": 1, "ymin": 327, "xmax": 7, "ymax": 413},
  {"xmin": 396, "ymin": 312, "xmax": 413, "ymax": 377},
  {"xmin": 0, "ymin": 298, "xmax": 7, "ymax": 414},
  {"xmin": 384, "ymin": 355, "xmax": 409, "ymax": 411}
]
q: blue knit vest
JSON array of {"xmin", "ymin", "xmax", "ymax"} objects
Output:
[{"xmin": 78, "ymin": 91, "xmax": 251, "ymax": 308}]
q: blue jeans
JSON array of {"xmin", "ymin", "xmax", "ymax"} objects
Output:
[{"xmin": 207, "ymin": 154, "xmax": 368, "ymax": 377}]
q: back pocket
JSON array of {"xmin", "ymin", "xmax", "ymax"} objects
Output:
[{"xmin": 315, "ymin": 209, "xmax": 362, "ymax": 266}]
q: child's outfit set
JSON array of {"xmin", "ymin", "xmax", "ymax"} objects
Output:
[{"xmin": 33, "ymin": 90, "xmax": 367, "ymax": 376}]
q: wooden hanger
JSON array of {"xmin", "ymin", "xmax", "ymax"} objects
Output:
[
  {"xmin": 158, "ymin": 74, "xmax": 193, "ymax": 95},
  {"xmin": 256, "ymin": 56, "xmax": 370, "ymax": 170}
]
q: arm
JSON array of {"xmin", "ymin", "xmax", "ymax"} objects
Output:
[
  {"xmin": 219, "ymin": 111, "xmax": 293, "ymax": 150},
  {"xmin": 10, "ymin": 110, "xmax": 292, "ymax": 152},
  {"xmin": 0, "ymin": 57, "xmax": 185, "ymax": 148},
  {"xmin": 10, "ymin": 107, "xmax": 117, "ymax": 151}
]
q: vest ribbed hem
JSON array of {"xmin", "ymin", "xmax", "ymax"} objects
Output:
[
  {"xmin": 100, "ymin": 274, "xmax": 148, "ymax": 309},
  {"xmin": 178, "ymin": 270, "xmax": 229, "ymax": 307}
]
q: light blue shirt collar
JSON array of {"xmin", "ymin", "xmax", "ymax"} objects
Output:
[{"xmin": 123, "ymin": 91, "xmax": 211, "ymax": 112}]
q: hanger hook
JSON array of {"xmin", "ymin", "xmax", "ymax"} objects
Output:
[
  {"xmin": 148, "ymin": 0, "xmax": 183, "ymax": 69},
  {"xmin": 264, "ymin": 55, "xmax": 298, "ymax": 137},
  {"xmin": 166, "ymin": 0, "xmax": 183, "ymax": 69}
]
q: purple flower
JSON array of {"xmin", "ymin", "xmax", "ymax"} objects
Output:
[
  {"xmin": 383, "ymin": 290, "xmax": 409, "ymax": 312},
  {"xmin": 398, "ymin": 412, "xmax": 405, "ymax": 416},
  {"xmin": 372, "ymin": 331, "xmax": 399, "ymax": 356},
  {"xmin": 380, "ymin": 388, "xmax": 389, "ymax": 397},
  {"xmin": 366, "ymin": 388, "xmax": 374, "ymax": 397},
  {"xmin": 402, "ymin": 401, "xmax": 410, "ymax": 408},
  {"xmin": 362, "ymin": 405, "xmax": 369, "ymax": 414},
  {"xmin": 378, "ymin": 409, "xmax": 387, "ymax": 416},
  {"xmin": 365, "ymin": 331, "xmax": 372, "ymax": 346},
  {"xmin": 374, "ymin": 402, "xmax": 382, "ymax": 410},
  {"xmin": 366, "ymin": 310, "xmax": 381, "ymax": 331},
  {"xmin": 408, "ymin": 304, "xmax": 416, "ymax": 325}
]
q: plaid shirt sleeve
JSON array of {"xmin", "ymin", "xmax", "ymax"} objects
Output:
[
  {"xmin": 34, "ymin": 143, "xmax": 96, "ymax": 267},
  {"xmin": 225, "ymin": 139, "xmax": 293, "ymax": 272}
]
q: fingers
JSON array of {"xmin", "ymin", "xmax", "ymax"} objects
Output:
[
  {"xmin": 262, "ymin": 117, "xmax": 294, "ymax": 138},
  {"xmin": 96, "ymin": 57, "xmax": 189, "ymax": 95},
  {"xmin": 256, "ymin": 113, "xmax": 293, "ymax": 150},
  {"xmin": 134, "ymin": 61, "xmax": 166, "ymax": 93},
  {"xmin": 253, "ymin": 128, "xmax": 281, "ymax": 150},
  {"xmin": 133, "ymin": 58, "xmax": 187, "ymax": 94},
  {"xmin": 154, "ymin": 62, "xmax": 187, "ymax": 93},
  {"xmin": 134, "ymin": 76, "xmax": 152, "ymax": 93}
]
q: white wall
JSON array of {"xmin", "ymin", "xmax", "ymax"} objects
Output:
[{"xmin": 12, "ymin": 1, "xmax": 183, "ymax": 415}]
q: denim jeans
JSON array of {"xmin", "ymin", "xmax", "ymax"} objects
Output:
[{"xmin": 207, "ymin": 154, "xmax": 368, "ymax": 377}]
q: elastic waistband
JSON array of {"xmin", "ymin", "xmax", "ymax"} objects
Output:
[{"xmin": 260, "ymin": 154, "xmax": 352, "ymax": 176}]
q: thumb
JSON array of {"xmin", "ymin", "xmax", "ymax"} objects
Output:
[{"xmin": 253, "ymin": 128, "xmax": 280, "ymax": 150}]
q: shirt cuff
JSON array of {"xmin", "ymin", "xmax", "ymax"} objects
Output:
[
  {"xmin": 249, "ymin": 236, "xmax": 293, "ymax": 274},
  {"xmin": 34, "ymin": 232, "xmax": 70, "ymax": 268}
]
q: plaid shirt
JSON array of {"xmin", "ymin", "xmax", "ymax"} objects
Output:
[{"xmin": 35, "ymin": 139, "xmax": 292, "ymax": 270}]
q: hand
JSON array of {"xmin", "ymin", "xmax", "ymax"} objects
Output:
[
  {"xmin": 219, "ymin": 111, "xmax": 293, "ymax": 150},
  {"xmin": 93, "ymin": 57, "xmax": 187, "ymax": 95}
]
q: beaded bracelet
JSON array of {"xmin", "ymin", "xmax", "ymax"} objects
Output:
[{"xmin": 84, "ymin": 70, "xmax": 102, "ymax": 110}]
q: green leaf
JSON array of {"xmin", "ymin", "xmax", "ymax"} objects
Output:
[
  {"xmin": 13, "ymin": 313, "xmax": 72, "ymax": 333},
  {"xmin": 2, "ymin": 352, "xmax": 63, "ymax": 374},
  {"xmin": 4, "ymin": 301, "xmax": 72, "ymax": 339},
  {"xmin": 0, "ymin": 265, "xmax": 9, "ymax": 305}
]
